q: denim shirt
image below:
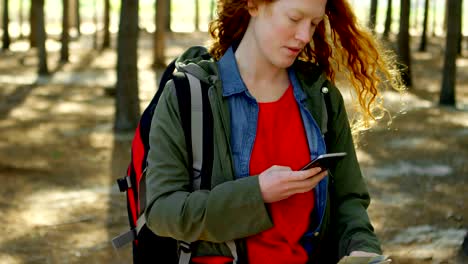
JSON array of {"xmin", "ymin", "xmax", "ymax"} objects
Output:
[{"xmin": 217, "ymin": 47, "xmax": 328, "ymax": 252}]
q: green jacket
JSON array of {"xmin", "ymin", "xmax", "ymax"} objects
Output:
[{"xmin": 145, "ymin": 46, "xmax": 382, "ymax": 263}]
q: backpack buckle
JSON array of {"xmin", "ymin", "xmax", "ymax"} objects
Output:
[{"xmin": 117, "ymin": 176, "xmax": 132, "ymax": 192}]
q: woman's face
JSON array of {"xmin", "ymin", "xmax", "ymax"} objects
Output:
[{"xmin": 248, "ymin": 0, "xmax": 326, "ymax": 68}]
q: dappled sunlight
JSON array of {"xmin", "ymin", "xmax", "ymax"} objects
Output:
[
  {"xmin": 385, "ymin": 226, "xmax": 467, "ymax": 260},
  {"xmin": 22, "ymin": 187, "xmax": 111, "ymax": 227},
  {"xmin": 0, "ymin": 255, "xmax": 21, "ymax": 264},
  {"xmin": 366, "ymin": 161, "xmax": 453, "ymax": 179}
]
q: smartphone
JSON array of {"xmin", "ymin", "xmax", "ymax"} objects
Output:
[{"xmin": 300, "ymin": 152, "xmax": 347, "ymax": 171}]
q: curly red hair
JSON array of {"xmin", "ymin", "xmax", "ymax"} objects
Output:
[{"xmin": 209, "ymin": 0, "xmax": 405, "ymax": 132}]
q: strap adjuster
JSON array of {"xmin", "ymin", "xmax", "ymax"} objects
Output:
[
  {"xmin": 117, "ymin": 176, "xmax": 132, "ymax": 192},
  {"xmin": 179, "ymin": 241, "xmax": 191, "ymax": 253}
]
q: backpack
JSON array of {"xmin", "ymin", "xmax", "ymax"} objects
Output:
[
  {"xmin": 111, "ymin": 55, "xmax": 334, "ymax": 263},
  {"xmin": 111, "ymin": 56, "xmax": 215, "ymax": 263}
]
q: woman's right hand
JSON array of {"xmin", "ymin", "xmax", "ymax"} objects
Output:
[{"xmin": 258, "ymin": 165, "xmax": 328, "ymax": 203}]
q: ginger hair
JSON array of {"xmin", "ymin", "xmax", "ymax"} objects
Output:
[{"xmin": 209, "ymin": 0, "xmax": 405, "ymax": 134}]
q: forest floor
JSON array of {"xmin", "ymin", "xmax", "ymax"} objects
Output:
[{"xmin": 0, "ymin": 31, "xmax": 467, "ymax": 264}]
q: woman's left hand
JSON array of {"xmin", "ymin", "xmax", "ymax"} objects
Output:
[{"xmin": 349, "ymin": 251, "xmax": 379, "ymax": 257}]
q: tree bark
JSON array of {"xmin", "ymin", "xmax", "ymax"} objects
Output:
[
  {"xmin": 439, "ymin": 0, "xmax": 461, "ymax": 106},
  {"xmin": 166, "ymin": 0, "xmax": 171, "ymax": 32},
  {"xmin": 102, "ymin": 0, "xmax": 111, "ymax": 49},
  {"xmin": 60, "ymin": 0, "xmax": 70, "ymax": 62},
  {"xmin": 194, "ymin": 0, "xmax": 200, "ymax": 31},
  {"xmin": 2, "ymin": 0, "xmax": 11, "ymax": 50},
  {"xmin": 93, "ymin": 0, "xmax": 98, "ymax": 49},
  {"xmin": 383, "ymin": 0, "xmax": 393, "ymax": 39},
  {"xmin": 397, "ymin": 0, "xmax": 412, "ymax": 87},
  {"xmin": 115, "ymin": 0, "xmax": 140, "ymax": 132},
  {"xmin": 418, "ymin": 0, "xmax": 429, "ymax": 51},
  {"xmin": 456, "ymin": 0, "xmax": 463, "ymax": 55},
  {"xmin": 19, "ymin": 0, "xmax": 24, "ymax": 38},
  {"xmin": 412, "ymin": 0, "xmax": 420, "ymax": 32},
  {"xmin": 153, "ymin": 0, "xmax": 168, "ymax": 68},
  {"xmin": 29, "ymin": 1, "xmax": 37, "ymax": 48},
  {"xmin": 368, "ymin": 0, "xmax": 378, "ymax": 33},
  {"xmin": 75, "ymin": 0, "xmax": 81, "ymax": 36},
  {"xmin": 35, "ymin": 0, "xmax": 49, "ymax": 75}
]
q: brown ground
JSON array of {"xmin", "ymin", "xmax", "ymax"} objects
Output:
[{"xmin": 0, "ymin": 32, "xmax": 467, "ymax": 264}]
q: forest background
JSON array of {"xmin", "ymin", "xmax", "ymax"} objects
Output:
[{"xmin": 0, "ymin": 0, "xmax": 467, "ymax": 263}]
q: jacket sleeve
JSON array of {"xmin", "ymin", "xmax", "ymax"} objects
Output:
[
  {"xmin": 326, "ymin": 85, "xmax": 382, "ymax": 256},
  {"xmin": 144, "ymin": 81, "xmax": 273, "ymax": 243}
]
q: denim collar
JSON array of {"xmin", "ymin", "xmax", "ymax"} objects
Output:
[
  {"xmin": 217, "ymin": 46, "xmax": 307, "ymax": 103},
  {"xmin": 217, "ymin": 46, "xmax": 248, "ymax": 97}
]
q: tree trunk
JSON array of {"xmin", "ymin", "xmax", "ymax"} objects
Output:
[
  {"xmin": 29, "ymin": 1, "xmax": 37, "ymax": 47},
  {"xmin": 439, "ymin": 0, "xmax": 461, "ymax": 106},
  {"xmin": 368, "ymin": 0, "xmax": 378, "ymax": 33},
  {"xmin": 93, "ymin": 0, "xmax": 98, "ymax": 49},
  {"xmin": 75, "ymin": 0, "xmax": 81, "ymax": 36},
  {"xmin": 115, "ymin": 0, "xmax": 140, "ymax": 132},
  {"xmin": 383, "ymin": 0, "xmax": 393, "ymax": 39},
  {"xmin": 102, "ymin": 0, "xmax": 111, "ymax": 49},
  {"xmin": 209, "ymin": 0, "xmax": 215, "ymax": 22},
  {"xmin": 35, "ymin": 0, "xmax": 49, "ymax": 75},
  {"xmin": 397, "ymin": 0, "xmax": 412, "ymax": 87},
  {"xmin": 19, "ymin": 0, "xmax": 24, "ymax": 38},
  {"xmin": 2, "ymin": 0, "xmax": 11, "ymax": 50},
  {"xmin": 154, "ymin": 0, "xmax": 168, "ymax": 68},
  {"xmin": 456, "ymin": 0, "xmax": 463, "ymax": 55},
  {"xmin": 418, "ymin": 0, "xmax": 429, "ymax": 51},
  {"xmin": 194, "ymin": 0, "xmax": 200, "ymax": 31},
  {"xmin": 166, "ymin": 0, "xmax": 171, "ymax": 32},
  {"xmin": 60, "ymin": 0, "xmax": 70, "ymax": 62},
  {"xmin": 412, "ymin": 0, "xmax": 420, "ymax": 32}
]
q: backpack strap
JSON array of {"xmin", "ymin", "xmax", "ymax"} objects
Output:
[
  {"xmin": 174, "ymin": 73, "xmax": 236, "ymax": 264},
  {"xmin": 320, "ymin": 84, "xmax": 332, "ymax": 140}
]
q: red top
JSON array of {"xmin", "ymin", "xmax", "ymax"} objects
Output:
[
  {"xmin": 247, "ymin": 85, "xmax": 314, "ymax": 264},
  {"xmin": 191, "ymin": 85, "xmax": 313, "ymax": 264}
]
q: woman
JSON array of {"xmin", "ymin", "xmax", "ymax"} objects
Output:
[{"xmin": 145, "ymin": 0, "xmax": 404, "ymax": 263}]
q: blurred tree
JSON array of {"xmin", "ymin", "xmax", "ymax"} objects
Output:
[
  {"xmin": 209, "ymin": 0, "xmax": 215, "ymax": 22},
  {"xmin": 440, "ymin": 0, "xmax": 461, "ymax": 106},
  {"xmin": 368, "ymin": 0, "xmax": 378, "ymax": 33},
  {"xmin": 2, "ymin": 0, "xmax": 11, "ymax": 50},
  {"xmin": 115, "ymin": 0, "xmax": 140, "ymax": 132},
  {"xmin": 19, "ymin": 0, "xmax": 24, "ymax": 38},
  {"xmin": 60, "ymin": 0, "xmax": 70, "ymax": 63},
  {"xmin": 70, "ymin": 0, "xmax": 81, "ymax": 36},
  {"xmin": 30, "ymin": 0, "xmax": 37, "ymax": 47},
  {"xmin": 382, "ymin": 0, "xmax": 393, "ymax": 39},
  {"xmin": 397, "ymin": 0, "xmax": 412, "ymax": 86},
  {"xmin": 166, "ymin": 0, "xmax": 171, "ymax": 32},
  {"xmin": 34, "ymin": 0, "xmax": 49, "ymax": 75},
  {"xmin": 412, "ymin": 0, "xmax": 420, "ymax": 32},
  {"xmin": 102, "ymin": 0, "xmax": 111, "ymax": 49},
  {"xmin": 456, "ymin": 0, "xmax": 463, "ymax": 55},
  {"xmin": 194, "ymin": 0, "xmax": 200, "ymax": 31},
  {"xmin": 418, "ymin": 0, "xmax": 429, "ymax": 51},
  {"xmin": 153, "ymin": 0, "xmax": 168, "ymax": 68},
  {"xmin": 93, "ymin": 0, "xmax": 98, "ymax": 49}
]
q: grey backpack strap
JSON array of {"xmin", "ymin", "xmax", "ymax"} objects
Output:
[
  {"xmin": 178, "ymin": 242, "xmax": 192, "ymax": 264},
  {"xmin": 187, "ymin": 73, "xmax": 204, "ymax": 190},
  {"xmin": 176, "ymin": 72, "xmax": 204, "ymax": 264},
  {"xmin": 226, "ymin": 241, "xmax": 238, "ymax": 263}
]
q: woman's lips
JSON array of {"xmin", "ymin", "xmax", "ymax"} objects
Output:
[{"xmin": 287, "ymin": 47, "xmax": 301, "ymax": 55}]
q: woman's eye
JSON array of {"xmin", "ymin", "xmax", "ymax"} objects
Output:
[{"xmin": 289, "ymin": 17, "xmax": 300, "ymax": 22}]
